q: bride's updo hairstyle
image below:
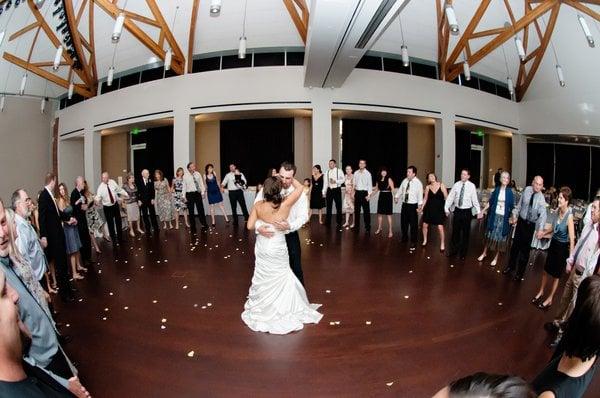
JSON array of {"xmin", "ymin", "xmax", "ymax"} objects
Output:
[{"xmin": 263, "ymin": 176, "xmax": 283, "ymax": 208}]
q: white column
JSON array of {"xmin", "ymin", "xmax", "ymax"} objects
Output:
[
  {"xmin": 83, "ymin": 128, "xmax": 101, "ymax": 190},
  {"xmin": 311, "ymin": 92, "xmax": 332, "ymax": 168},
  {"xmin": 511, "ymin": 133, "xmax": 527, "ymax": 188},
  {"xmin": 173, "ymin": 107, "xmax": 195, "ymax": 170},
  {"xmin": 434, "ymin": 113, "xmax": 456, "ymax": 186}
]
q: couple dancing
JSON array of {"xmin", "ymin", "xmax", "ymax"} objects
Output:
[{"xmin": 242, "ymin": 162, "xmax": 323, "ymax": 335}]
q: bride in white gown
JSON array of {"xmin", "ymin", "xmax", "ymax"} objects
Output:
[{"xmin": 242, "ymin": 176, "xmax": 323, "ymax": 335}]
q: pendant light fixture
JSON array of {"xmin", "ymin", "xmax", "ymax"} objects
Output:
[
  {"xmin": 445, "ymin": 3, "xmax": 459, "ymax": 36},
  {"xmin": 53, "ymin": 46, "xmax": 63, "ymax": 70},
  {"xmin": 555, "ymin": 64, "xmax": 565, "ymax": 87},
  {"xmin": 0, "ymin": 31, "xmax": 5, "ymax": 47},
  {"xmin": 112, "ymin": 0, "xmax": 128, "ymax": 43},
  {"xmin": 542, "ymin": 16, "xmax": 566, "ymax": 88},
  {"xmin": 398, "ymin": 14, "xmax": 409, "ymax": 67},
  {"xmin": 462, "ymin": 61, "xmax": 470, "ymax": 81},
  {"xmin": 68, "ymin": 78, "xmax": 74, "ymax": 99},
  {"xmin": 0, "ymin": 95, "xmax": 5, "ymax": 112},
  {"xmin": 19, "ymin": 73, "xmax": 27, "ymax": 95},
  {"xmin": 238, "ymin": 0, "xmax": 248, "ymax": 59},
  {"xmin": 107, "ymin": 66, "xmax": 115, "ymax": 86},
  {"xmin": 577, "ymin": 14, "xmax": 595, "ymax": 48},
  {"xmin": 514, "ymin": 35, "xmax": 525, "ymax": 61},
  {"xmin": 501, "ymin": 43, "xmax": 514, "ymax": 99},
  {"xmin": 40, "ymin": 97, "xmax": 47, "ymax": 113},
  {"xmin": 210, "ymin": 0, "xmax": 221, "ymax": 16}
]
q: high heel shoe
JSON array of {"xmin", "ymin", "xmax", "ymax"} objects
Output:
[
  {"xmin": 375, "ymin": 229, "xmax": 382, "ymax": 235},
  {"xmin": 531, "ymin": 296, "xmax": 543, "ymax": 305},
  {"xmin": 477, "ymin": 254, "xmax": 487, "ymax": 262},
  {"xmin": 129, "ymin": 231, "xmax": 135, "ymax": 237},
  {"xmin": 422, "ymin": 240, "xmax": 427, "ymax": 247},
  {"xmin": 388, "ymin": 232, "xmax": 393, "ymax": 238},
  {"xmin": 138, "ymin": 229, "xmax": 145, "ymax": 235},
  {"xmin": 440, "ymin": 246, "xmax": 445, "ymax": 253},
  {"xmin": 342, "ymin": 222, "xmax": 349, "ymax": 228},
  {"xmin": 490, "ymin": 258, "xmax": 498, "ymax": 267},
  {"xmin": 538, "ymin": 301, "xmax": 552, "ymax": 311},
  {"xmin": 211, "ymin": 223, "xmax": 216, "ymax": 228}
]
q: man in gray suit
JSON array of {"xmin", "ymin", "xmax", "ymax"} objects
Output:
[{"xmin": 0, "ymin": 198, "xmax": 90, "ymax": 398}]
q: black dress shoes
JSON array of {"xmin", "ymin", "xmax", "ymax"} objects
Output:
[{"xmin": 502, "ymin": 267, "xmax": 512, "ymax": 275}]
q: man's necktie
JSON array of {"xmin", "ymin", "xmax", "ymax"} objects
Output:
[
  {"xmin": 404, "ymin": 181, "xmax": 410, "ymax": 203},
  {"xmin": 193, "ymin": 174, "xmax": 200, "ymax": 192},
  {"xmin": 458, "ymin": 183, "xmax": 465, "ymax": 208},
  {"xmin": 107, "ymin": 183, "xmax": 115, "ymax": 204}
]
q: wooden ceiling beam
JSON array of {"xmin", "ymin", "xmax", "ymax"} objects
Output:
[
  {"xmin": 283, "ymin": 0, "xmax": 309, "ymax": 44},
  {"xmin": 516, "ymin": 3, "xmax": 560, "ymax": 101},
  {"xmin": 446, "ymin": 0, "xmax": 558, "ymax": 82},
  {"xmin": 76, "ymin": 0, "xmax": 89, "ymax": 26},
  {"xmin": 188, "ymin": 0, "xmax": 200, "ymax": 73},
  {"xmin": 563, "ymin": 0, "xmax": 600, "ymax": 22},
  {"xmin": 145, "ymin": 0, "xmax": 186, "ymax": 70},
  {"xmin": 471, "ymin": 27, "xmax": 505, "ymax": 39},
  {"xmin": 63, "ymin": 0, "xmax": 96, "ymax": 88},
  {"xmin": 446, "ymin": 0, "xmax": 491, "ymax": 69},
  {"xmin": 93, "ymin": 0, "xmax": 184, "ymax": 75},
  {"xmin": 124, "ymin": 10, "xmax": 161, "ymax": 28},
  {"xmin": 503, "ymin": 0, "xmax": 517, "ymax": 25},
  {"xmin": 9, "ymin": 22, "xmax": 40, "ymax": 42},
  {"xmin": 436, "ymin": 0, "xmax": 450, "ymax": 80},
  {"xmin": 2, "ymin": 52, "xmax": 94, "ymax": 97}
]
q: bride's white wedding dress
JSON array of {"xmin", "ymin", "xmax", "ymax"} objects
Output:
[{"xmin": 242, "ymin": 225, "xmax": 323, "ymax": 334}]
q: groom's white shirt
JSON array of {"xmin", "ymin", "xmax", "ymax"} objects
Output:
[{"xmin": 253, "ymin": 185, "xmax": 308, "ymax": 234}]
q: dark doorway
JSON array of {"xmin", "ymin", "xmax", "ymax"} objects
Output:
[
  {"xmin": 341, "ymin": 119, "xmax": 407, "ymax": 184},
  {"xmin": 131, "ymin": 126, "xmax": 174, "ymax": 180},
  {"xmin": 455, "ymin": 129, "xmax": 484, "ymax": 188},
  {"xmin": 220, "ymin": 118, "xmax": 294, "ymax": 186}
]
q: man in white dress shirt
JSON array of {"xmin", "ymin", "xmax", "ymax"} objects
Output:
[
  {"xmin": 95, "ymin": 172, "xmax": 128, "ymax": 246},
  {"xmin": 323, "ymin": 159, "xmax": 345, "ymax": 228},
  {"xmin": 183, "ymin": 162, "xmax": 208, "ymax": 234},
  {"xmin": 255, "ymin": 162, "xmax": 309, "ymax": 285},
  {"xmin": 353, "ymin": 159, "xmax": 373, "ymax": 233},
  {"xmin": 11, "ymin": 189, "xmax": 48, "ymax": 283},
  {"xmin": 444, "ymin": 168, "xmax": 481, "ymax": 259},
  {"xmin": 222, "ymin": 163, "xmax": 249, "ymax": 226},
  {"xmin": 395, "ymin": 166, "xmax": 424, "ymax": 248}
]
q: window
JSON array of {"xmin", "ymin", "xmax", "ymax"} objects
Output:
[
  {"xmin": 140, "ymin": 67, "xmax": 164, "ymax": 83},
  {"xmin": 410, "ymin": 62, "xmax": 437, "ymax": 79},
  {"xmin": 192, "ymin": 57, "xmax": 220, "ymax": 73},
  {"xmin": 221, "ymin": 54, "xmax": 252, "ymax": 69},
  {"xmin": 479, "ymin": 78, "xmax": 497, "ymax": 95},
  {"xmin": 356, "ymin": 55, "xmax": 382, "ymax": 70},
  {"xmin": 253, "ymin": 52, "xmax": 285, "ymax": 67},
  {"xmin": 286, "ymin": 51, "xmax": 304, "ymax": 65},
  {"xmin": 462, "ymin": 75, "xmax": 479, "ymax": 89},
  {"xmin": 496, "ymin": 84, "xmax": 511, "ymax": 100},
  {"xmin": 119, "ymin": 72, "xmax": 140, "ymax": 89},
  {"xmin": 100, "ymin": 79, "xmax": 120, "ymax": 94},
  {"xmin": 383, "ymin": 57, "xmax": 410, "ymax": 74}
]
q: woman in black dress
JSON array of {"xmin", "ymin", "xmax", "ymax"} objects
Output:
[
  {"xmin": 372, "ymin": 167, "xmax": 395, "ymax": 238},
  {"xmin": 310, "ymin": 165, "xmax": 325, "ymax": 224},
  {"xmin": 421, "ymin": 173, "xmax": 448, "ymax": 252}
]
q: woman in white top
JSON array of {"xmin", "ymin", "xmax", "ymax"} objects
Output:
[{"xmin": 477, "ymin": 172, "xmax": 515, "ymax": 267}]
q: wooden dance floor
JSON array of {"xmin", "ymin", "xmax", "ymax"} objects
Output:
[{"xmin": 56, "ymin": 217, "xmax": 600, "ymax": 397}]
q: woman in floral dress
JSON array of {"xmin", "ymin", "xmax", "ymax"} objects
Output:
[
  {"xmin": 154, "ymin": 169, "xmax": 174, "ymax": 229},
  {"xmin": 342, "ymin": 165, "xmax": 355, "ymax": 228},
  {"xmin": 171, "ymin": 167, "xmax": 190, "ymax": 229}
]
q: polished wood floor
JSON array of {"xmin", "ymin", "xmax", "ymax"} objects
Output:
[{"xmin": 55, "ymin": 216, "xmax": 600, "ymax": 397}]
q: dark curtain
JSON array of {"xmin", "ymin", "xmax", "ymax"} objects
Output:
[
  {"xmin": 526, "ymin": 143, "xmax": 555, "ymax": 187},
  {"xmin": 341, "ymin": 119, "xmax": 407, "ymax": 184},
  {"xmin": 454, "ymin": 129, "xmax": 472, "ymax": 182},
  {"xmin": 220, "ymin": 118, "xmax": 294, "ymax": 186},
  {"xmin": 555, "ymin": 144, "xmax": 590, "ymax": 200},
  {"xmin": 132, "ymin": 126, "xmax": 174, "ymax": 180}
]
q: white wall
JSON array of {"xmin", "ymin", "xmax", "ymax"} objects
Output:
[
  {"xmin": 58, "ymin": 138, "xmax": 84, "ymax": 191},
  {"xmin": 0, "ymin": 97, "xmax": 54, "ymax": 201}
]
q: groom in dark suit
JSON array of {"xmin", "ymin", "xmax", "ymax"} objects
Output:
[
  {"xmin": 255, "ymin": 162, "xmax": 309, "ymax": 285},
  {"xmin": 138, "ymin": 169, "xmax": 159, "ymax": 234},
  {"xmin": 38, "ymin": 173, "xmax": 75, "ymax": 302}
]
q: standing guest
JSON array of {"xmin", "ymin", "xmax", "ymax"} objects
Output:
[
  {"xmin": 395, "ymin": 166, "xmax": 424, "ymax": 247},
  {"xmin": 269, "ymin": 168, "xmax": 278, "ymax": 177},
  {"xmin": 222, "ymin": 163, "xmax": 250, "ymax": 226},
  {"xmin": 38, "ymin": 173, "xmax": 75, "ymax": 303},
  {"xmin": 533, "ymin": 275, "xmax": 600, "ymax": 398},
  {"xmin": 353, "ymin": 159, "xmax": 373, "ymax": 233},
  {"xmin": 171, "ymin": 167, "xmax": 190, "ymax": 230},
  {"xmin": 545, "ymin": 199, "xmax": 599, "ymax": 343},
  {"xmin": 342, "ymin": 165, "xmax": 355, "ymax": 229},
  {"xmin": 122, "ymin": 173, "xmax": 144, "ymax": 237},
  {"xmin": 11, "ymin": 189, "xmax": 49, "ymax": 292},
  {"xmin": 254, "ymin": 162, "xmax": 309, "ymax": 285},
  {"xmin": 503, "ymin": 176, "xmax": 547, "ymax": 281},
  {"xmin": 82, "ymin": 181, "xmax": 105, "ymax": 253},
  {"xmin": 421, "ymin": 173, "xmax": 448, "ymax": 252},
  {"xmin": 323, "ymin": 159, "xmax": 344, "ymax": 228},
  {"xmin": 69, "ymin": 177, "xmax": 91, "ymax": 266},
  {"xmin": 372, "ymin": 167, "xmax": 395, "ymax": 238},
  {"xmin": 138, "ymin": 169, "xmax": 159, "ymax": 235},
  {"xmin": 95, "ymin": 171, "xmax": 128, "ymax": 247},
  {"xmin": 534, "ymin": 187, "xmax": 575, "ymax": 310},
  {"xmin": 0, "ymin": 200, "xmax": 89, "ymax": 396},
  {"xmin": 493, "ymin": 168, "xmax": 503, "ymax": 188},
  {"xmin": 444, "ymin": 169, "xmax": 481, "ymax": 260},
  {"xmin": 310, "ymin": 165, "xmax": 325, "ymax": 224},
  {"xmin": 154, "ymin": 170, "xmax": 174, "ymax": 230},
  {"xmin": 57, "ymin": 183, "xmax": 85, "ymax": 280},
  {"xmin": 205, "ymin": 164, "xmax": 230, "ymax": 227},
  {"xmin": 583, "ymin": 188, "xmax": 600, "ymax": 229},
  {"xmin": 183, "ymin": 162, "xmax": 208, "ymax": 233},
  {"xmin": 477, "ymin": 171, "xmax": 515, "ymax": 267},
  {"xmin": 0, "ymin": 268, "xmax": 77, "ymax": 398},
  {"xmin": 303, "ymin": 178, "xmax": 312, "ymax": 223}
]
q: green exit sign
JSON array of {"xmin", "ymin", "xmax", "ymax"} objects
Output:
[
  {"xmin": 131, "ymin": 127, "xmax": 141, "ymax": 135},
  {"xmin": 476, "ymin": 128, "xmax": 484, "ymax": 137}
]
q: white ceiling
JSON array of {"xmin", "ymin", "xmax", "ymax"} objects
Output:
[{"xmin": 0, "ymin": 0, "xmax": 598, "ymax": 102}]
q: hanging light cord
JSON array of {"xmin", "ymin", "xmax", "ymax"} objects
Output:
[
  {"xmin": 540, "ymin": 15, "xmax": 560, "ymax": 64},
  {"xmin": 1, "ymin": 3, "xmax": 17, "ymax": 33},
  {"xmin": 170, "ymin": 6, "xmax": 179, "ymax": 35},
  {"xmin": 398, "ymin": 14, "xmax": 405, "ymax": 45},
  {"xmin": 501, "ymin": 43, "xmax": 511, "ymax": 77},
  {"xmin": 242, "ymin": 0, "xmax": 248, "ymax": 37}
]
